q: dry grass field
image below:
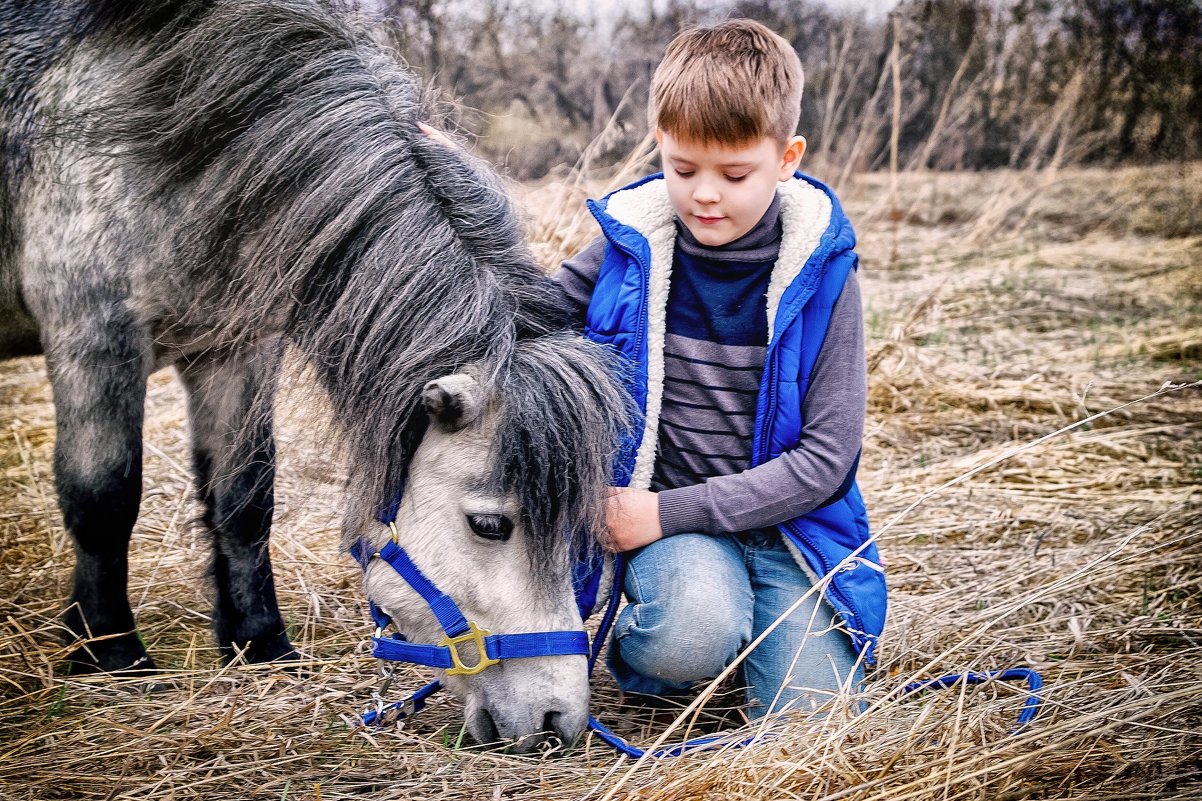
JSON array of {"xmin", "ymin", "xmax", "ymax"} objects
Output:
[{"xmin": 1, "ymin": 163, "xmax": 1199, "ymax": 800}]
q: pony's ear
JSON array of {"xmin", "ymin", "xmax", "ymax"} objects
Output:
[{"xmin": 422, "ymin": 373, "xmax": 483, "ymax": 431}]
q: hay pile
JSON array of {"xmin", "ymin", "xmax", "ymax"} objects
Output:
[{"xmin": 2, "ymin": 164, "xmax": 1199, "ymax": 800}]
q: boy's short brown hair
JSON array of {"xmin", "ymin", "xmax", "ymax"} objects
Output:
[{"xmin": 650, "ymin": 19, "xmax": 804, "ymax": 146}]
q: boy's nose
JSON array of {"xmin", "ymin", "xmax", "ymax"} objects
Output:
[
  {"xmin": 692, "ymin": 182, "xmax": 720, "ymax": 204},
  {"xmin": 692, "ymin": 182, "xmax": 716, "ymax": 204}
]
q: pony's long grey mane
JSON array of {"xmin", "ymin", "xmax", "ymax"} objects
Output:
[{"xmin": 80, "ymin": 0, "xmax": 629, "ymax": 554}]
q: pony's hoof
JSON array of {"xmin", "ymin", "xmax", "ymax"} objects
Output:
[{"xmin": 63, "ymin": 632, "xmax": 158, "ymax": 676}]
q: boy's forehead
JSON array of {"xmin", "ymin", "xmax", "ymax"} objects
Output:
[{"xmin": 659, "ymin": 130, "xmax": 782, "ymax": 163}]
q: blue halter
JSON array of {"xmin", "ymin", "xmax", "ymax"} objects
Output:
[
  {"xmin": 363, "ymin": 532, "xmax": 589, "ymax": 671},
  {"xmin": 352, "ymin": 522, "xmax": 591, "ymax": 726}
]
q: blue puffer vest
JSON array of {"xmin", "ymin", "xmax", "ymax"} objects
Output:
[{"xmin": 577, "ymin": 171, "xmax": 886, "ymax": 662}]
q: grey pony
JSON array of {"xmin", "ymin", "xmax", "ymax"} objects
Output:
[{"xmin": 0, "ymin": 0, "xmax": 627, "ymax": 741}]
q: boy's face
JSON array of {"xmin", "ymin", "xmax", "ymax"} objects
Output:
[{"xmin": 657, "ymin": 130, "xmax": 806, "ymax": 247}]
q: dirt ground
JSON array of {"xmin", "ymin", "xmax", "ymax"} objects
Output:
[{"xmin": 1, "ymin": 164, "xmax": 1199, "ymax": 800}]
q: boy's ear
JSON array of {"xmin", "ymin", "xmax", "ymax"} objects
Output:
[{"xmin": 779, "ymin": 135, "xmax": 807, "ymax": 179}]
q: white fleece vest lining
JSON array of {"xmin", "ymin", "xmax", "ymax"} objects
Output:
[{"xmin": 603, "ymin": 177, "xmax": 833, "ymax": 491}]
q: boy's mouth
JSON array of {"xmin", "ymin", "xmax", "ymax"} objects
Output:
[{"xmin": 694, "ymin": 215, "xmax": 725, "ymax": 225}]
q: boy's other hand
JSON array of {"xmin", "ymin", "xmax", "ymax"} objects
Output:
[{"xmin": 605, "ymin": 488, "xmax": 663, "ymax": 552}]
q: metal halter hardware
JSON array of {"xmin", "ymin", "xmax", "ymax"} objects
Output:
[{"xmin": 437, "ymin": 621, "xmax": 499, "ymax": 676}]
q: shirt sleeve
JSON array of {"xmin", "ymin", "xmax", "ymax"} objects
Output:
[
  {"xmin": 657, "ymin": 270, "xmax": 867, "ymax": 535},
  {"xmin": 549, "ymin": 235, "xmax": 607, "ymax": 328}
]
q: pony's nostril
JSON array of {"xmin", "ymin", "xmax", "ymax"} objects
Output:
[
  {"xmin": 543, "ymin": 710, "xmax": 569, "ymax": 747},
  {"xmin": 477, "ymin": 708, "xmax": 501, "ymax": 745}
]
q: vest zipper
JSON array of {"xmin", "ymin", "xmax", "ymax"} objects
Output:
[
  {"xmin": 588, "ymin": 210, "xmax": 651, "ymax": 476},
  {"xmin": 756, "ymin": 344, "xmax": 780, "ymax": 465},
  {"xmin": 586, "ymin": 206, "xmax": 651, "ymax": 366}
]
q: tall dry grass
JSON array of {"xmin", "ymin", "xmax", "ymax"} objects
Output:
[{"xmin": 1, "ymin": 160, "xmax": 1199, "ymax": 799}]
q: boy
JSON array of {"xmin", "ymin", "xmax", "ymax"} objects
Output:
[{"xmin": 554, "ymin": 19, "xmax": 886, "ymax": 718}]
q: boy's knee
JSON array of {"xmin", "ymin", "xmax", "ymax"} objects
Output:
[{"xmin": 613, "ymin": 594, "xmax": 747, "ymax": 684}]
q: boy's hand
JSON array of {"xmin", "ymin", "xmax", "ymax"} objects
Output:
[{"xmin": 605, "ymin": 488, "xmax": 663, "ymax": 552}]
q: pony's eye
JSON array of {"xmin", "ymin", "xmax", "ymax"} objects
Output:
[{"xmin": 466, "ymin": 514, "xmax": 513, "ymax": 542}]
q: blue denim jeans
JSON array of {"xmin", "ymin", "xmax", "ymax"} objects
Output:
[{"xmin": 607, "ymin": 530, "xmax": 864, "ymax": 718}]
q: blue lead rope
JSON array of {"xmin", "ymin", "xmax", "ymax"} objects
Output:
[
  {"xmin": 361, "ymin": 678, "xmax": 442, "ymax": 727},
  {"xmin": 901, "ymin": 667, "xmax": 1044, "ymax": 731},
  {"xmin": 587, "ymin": 717, "xmax": 748, "ymax": 759}
]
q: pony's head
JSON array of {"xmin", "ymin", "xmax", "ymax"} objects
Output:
[{"xmin": 348, "ymin": 335, "xmax": 630, "ymax": 752}]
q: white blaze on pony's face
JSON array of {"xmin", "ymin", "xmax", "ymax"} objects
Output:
[{"xmin": 360, "ymin": 373, "xmax": 589, "ymax": 752}]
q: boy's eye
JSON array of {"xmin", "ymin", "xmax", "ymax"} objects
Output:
[
  {"xmin": 673, "ymin": 169, "xmax": 694, "ymax": 178},
  {"xmin": 725, "ymin": 173, "xmax": 749, "ymax": 182}
]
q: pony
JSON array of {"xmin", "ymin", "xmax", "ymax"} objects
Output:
[{"xmin": 0, "ymin": 0, "xmax": 629, "ymax": 751}]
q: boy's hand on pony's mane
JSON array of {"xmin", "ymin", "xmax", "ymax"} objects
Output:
[{"xmin": 604, "ymin": 488, "xmax": 663, "ymax": 552}]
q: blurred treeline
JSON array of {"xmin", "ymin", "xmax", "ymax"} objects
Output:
[{"xmin": 355, "ymin": 0, "xmax": 1202, "ymax": 182}]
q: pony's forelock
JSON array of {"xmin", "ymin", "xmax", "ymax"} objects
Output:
[{"xmin": 490, "ymin": 336, "xmax": 632, "ymax": 570}]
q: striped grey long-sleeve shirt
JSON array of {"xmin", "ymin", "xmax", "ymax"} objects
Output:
[{"xmin": 553, "ymin": 195, "xmax": 866, "ymax": 536}]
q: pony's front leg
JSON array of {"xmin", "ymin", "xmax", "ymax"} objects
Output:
[
  {"xmin": 178, "ymin": 343, "xmax": 297, "ymax": 665},
  {"xmin": 45, "ymin": 316, "xmax": 153, "ymax": 673}
]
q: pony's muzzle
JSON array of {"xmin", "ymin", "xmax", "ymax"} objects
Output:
[
  {"xmin": 465, "ymin": 683, "xmax": 588, "ymax": 754},
  {"xmin": 470, "ymin": 707, "xmax": 586, "ymax": 755}
]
